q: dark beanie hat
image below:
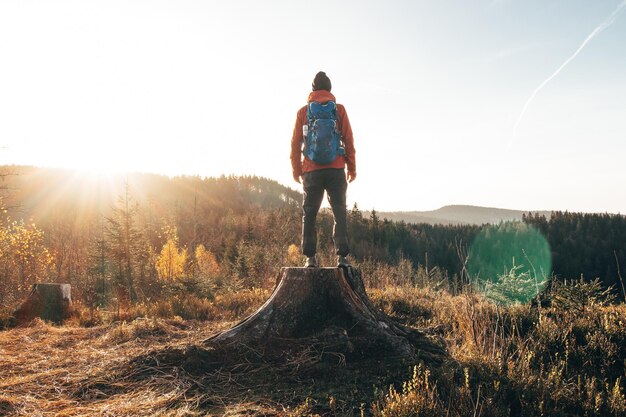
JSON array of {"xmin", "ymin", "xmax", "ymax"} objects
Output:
[{"xmin": 312, "ymin": 71, "xmax": 332, "ymax": 91}]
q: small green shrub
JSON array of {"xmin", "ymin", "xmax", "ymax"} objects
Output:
[{"xmin": 550, "ymin": 277, "xmax": 616, "ymax": 313}]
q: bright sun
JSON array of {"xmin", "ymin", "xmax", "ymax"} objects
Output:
[
  {"xmin": 36, "ymin": 150, "xmax": 138, "ymax": 178},
  {"xmin": 72, "ymin": 160, "xmax": 130, "ymax": 177}
]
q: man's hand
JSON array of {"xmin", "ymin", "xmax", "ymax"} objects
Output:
[
  {"xmin": 293, "ymin": 173, "xmax": 301, "ymax": 184},
  {"xmin": 347, "ymin": 171, "xmax": 356, "ymax": 183}
]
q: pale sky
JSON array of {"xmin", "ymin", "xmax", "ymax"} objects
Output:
[{"xmin": 1, "ymin": 0, "xmax": 625, "ymax": 213}]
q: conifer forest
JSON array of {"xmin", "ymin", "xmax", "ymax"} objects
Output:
[{"xmin": 1, "ymin": 166, "xmax": 625, "ymax": 416}]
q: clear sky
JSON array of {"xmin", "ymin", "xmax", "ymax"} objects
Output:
[{"xmin": 1, "ymin": 0, "xmax": 624, "ymax": 213}]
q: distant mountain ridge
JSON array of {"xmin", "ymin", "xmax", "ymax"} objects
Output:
[{"xmin": 371, "ymin": 205, "xmax": 554, "ymax": 226}]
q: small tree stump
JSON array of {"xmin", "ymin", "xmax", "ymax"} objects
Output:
[
  {"xmin": 206, "ymin": 267, "xmax": 445, "ymax": 363},
  {"xmin": 13, "ymin": 283, "xmax": 73, "ymax": 325}
]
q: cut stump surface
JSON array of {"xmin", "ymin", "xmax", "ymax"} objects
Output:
[{"xmin": 205, "ymin": 267, "xmax": 446, "ymax": 364}]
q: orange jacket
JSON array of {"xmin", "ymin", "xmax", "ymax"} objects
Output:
[{"xmin": 290, "ymin": 90, "xmax": 356, "ymax": 177}]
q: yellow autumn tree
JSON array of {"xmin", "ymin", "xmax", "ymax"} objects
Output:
[
  {"xmin": 194, "ymin": 244, "xmax": 220, "ymax": 282},
  {"xmin": 155, "ymin": 230, "xmax": 187, "ymax": 282},
  {"xmin": 287, "ymin": 243, "xmax": 301, "ymax": 266},
  {"xmin": 0, "ymin": 219, "xmax": 55, "ymax": 305}
]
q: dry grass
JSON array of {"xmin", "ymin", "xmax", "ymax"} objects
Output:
[
  {"xmin": 71, "ymin": 289, "xmax": 272, "ymax": 327},
  {"xmin": 0, "ymin": 284, "xmax": 426, "ymax": 416},
  {"xmin": 369, "ymin": 284, "xmax": 626, "ymax": 416},
  {"xmin": 0, "ymin": 317, "xmax": 230, "ymax": 416},
  {"xmin": 2, "ymin": 281, "xmax": 626, "ymax": 416},
  {"xmin": 1, "ymin": 286, "xmax": 399, "ymax": 416}
]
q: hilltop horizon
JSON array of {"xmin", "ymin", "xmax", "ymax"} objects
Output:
[{"xmin": 1, "ymin": 165, "xmax": 620, "ymax": 226}]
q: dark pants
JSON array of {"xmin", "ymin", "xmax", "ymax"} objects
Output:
[{"xmin": 302, "ymin": 168, "xmax": 349, "ymax": 257}]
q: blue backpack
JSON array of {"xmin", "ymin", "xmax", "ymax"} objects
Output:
[{"xmin": 303, "ymin": 101, "xmax": 345, "ymax": 165}]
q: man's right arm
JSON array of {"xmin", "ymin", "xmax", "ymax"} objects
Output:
[
  {"xmin": 338, "ymin": 105, "xmax": 356, "ymax": 181},
  {"xmin": 290, "ymin": 107, "xmax": 306, "ymax": 183}
]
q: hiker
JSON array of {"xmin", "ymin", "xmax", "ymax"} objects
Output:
[{"xmin": 290, "ymin": 71, "xmax": 357, "ymax": 268}]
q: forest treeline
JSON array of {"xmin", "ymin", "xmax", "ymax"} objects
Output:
[{"xmin": 0, "ymin": 166, "xmax": 624, "ymax": 310}]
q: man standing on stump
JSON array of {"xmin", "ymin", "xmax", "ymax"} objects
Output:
[{"xmin": 290, "ymin": 71, "xmax": 357, "ymax": 268}]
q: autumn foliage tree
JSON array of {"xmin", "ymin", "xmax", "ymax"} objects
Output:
[
  {"xmin": 0, "ymin": 219, "xmax": 54, "ymax": 306},
  {"xmin": 194, "ymin": 245, "xmax": 220, "ymax": 283},
  {"xmin": 155, "ymin": 227, "xmax": 187, "ymax": 282}
]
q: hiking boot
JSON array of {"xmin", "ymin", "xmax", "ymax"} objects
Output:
[
  {"xmin": 304, "ymin": 256, "xmax": 318, "ymax": 268},
  {"xmin": 337, "ymin": 256, "xmax": 351, "ymax": 267}
]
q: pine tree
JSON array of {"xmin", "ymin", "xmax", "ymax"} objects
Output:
[
  {"xmin": 105, "ymin": 181, "xmax": 142, "ymax": 303},
  {"xmin": 88, "ymin": 216, "xmax": 111, "ymax": 307}
]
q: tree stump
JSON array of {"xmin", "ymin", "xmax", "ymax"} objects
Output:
[
  {"xmin": 13, "ymin": 283, "xmax": 73, "ymax": 325},
  {"xmin": 205, "ymin": 267, "xmax": 445, "ymax": 364}
]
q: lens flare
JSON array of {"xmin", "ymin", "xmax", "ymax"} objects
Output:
[{"xmin": 468, "ymin": 222, "xmax": 551, "ymax": 305}]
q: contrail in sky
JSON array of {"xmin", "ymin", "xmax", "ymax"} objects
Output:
[{"xmin": 511, "ymin": 0, "xmax": 626, "ymax": 140}]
